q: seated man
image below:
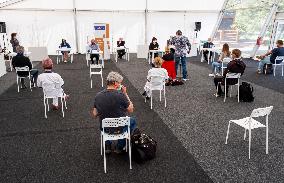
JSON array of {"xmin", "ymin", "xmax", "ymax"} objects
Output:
[
  {"xmin": 59, "ymin": 39, "xmax": 71, "ymax": 63},
  {"xmin": 117, "ymin": 37, "xmax": 126, "ymax": 59},
  {"xmin": 257, "ymin": 39, "xmax": 284, "ymax": 74},
  {"xmin": 203, "ymin": 38, "xmax": 214, "ymax": 62},
  {"xmin": 93, "ymin": 71, "xmax": 136, "ymax": 154},
  {"xmin": 213, "ymin": 49, "xmax": 246, "ymax": 97},
  {"xmin": 88, "ymin": 39, "xmax": 100, "ymax": 64},
  {"xmin": 12, "ymin": 46, "xmax": 38, "ymax": 88},
  {"xmin": 37, "ymin": 58, "xmax": 69, "ymax": 110},
  {"xmin": 142, "ymin": 57, "xmax": 169, "ymax": 99}
]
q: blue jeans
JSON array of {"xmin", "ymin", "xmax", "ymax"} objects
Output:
[
  {"xmin": 212, "ymin": 62, "xmax": 222, "ymax": 73},
  {"xmin": 104, "ymin": 117, "xmax": 137, "ymax": 150},
  {"xmin": 175, "ymin": 56, "xmax": 187, "ymax": 79},
  {"xmin": 258, "ymin": 56, "xmax": 271, "ymax": 72}
]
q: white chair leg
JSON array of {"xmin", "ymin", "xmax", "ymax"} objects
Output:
[
  {"xmin": 101, "ymin": 74, "xmax": 104, "ymax": 87},
  {"xmin": 10, "ymin": 61, "xmax": 13, "ymax": 71},
  {"xmin": 150, "ymin": 90, "xmax": 153, "ymax": 109},
  {"xmin": 17, "ymin": 77, "xmax": 19, "ymax": 93},
  {"xmin": 159, "ymin": 90, "xmax": 162, "ymax": 101},
  {"xmin": 29, "ymin": 78, "xmax": 32, "ymax": 91},
  {"xmin": 44, "ymin": 98, "xmax": 47, "ymax": 119},
  {"xmin": 224, "ymin": 80, "xmax": 227, "ymax": 102},
  {"xmin": 103, "ymin": 140, "xmax": 107, "ymax": 173},
  {"xmin": 47, "ymin": 98, "xmax": 50, "ymax": 111},
  {"xmin": 129, "ymin": 138, "xmax": 132, "ymax": 170},
  {"xmin": 249, "ymin": 129, "xmax": 251, "ymax": 159},
  {"xmin": 237, "ymin": 81, "xmax": 240, "ymax": 103},
  {"xmin": 229, "ymin": 86, "xmax": 232, "ymax": 98},
  {"xmin": 61, "ymin": 98, "xmax": 64, "ymax": 118},
  {"xmin": 225, "ymin": 121, "xmax": 231, "ymax": 144},
  {"xmin": 91, "ymin": 78, "xmax": 93, "ymax": 88},
  {"xmin": 100, "ymin": 134, "xmax": 103, "ymax": 155},
  {"xmin": 164, "ymin": 88, "xmax": 166, "ymax": 108},
  {"xmin": 282, "ymin": 64, "xmax": 283, "ymax": 77},
  {"xmin": 274, "ymin": 65, "xmax": 276, "ymax": 77},
  {"xmin": 125, "ymin": 139, "xmax": 128, "ymax": 152},
  {"xmin": 244, "ymin": 129, "xmax": 247, "ymax": 140},
  {"xmin": 266, "ymin": 126, "xmax": 269, "ymax": 154}
]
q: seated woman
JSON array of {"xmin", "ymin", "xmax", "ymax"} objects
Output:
[
  {"xmin": 213, "ymin": 49, "xmax": 246, "ymax": 97},
  {"xmin": 37, "ymin": 58, "xmax": 69, "ymax": 110},
  {"xmin": 117, "ymin": 37, "xmax": 126, "ymax": 59},
  {"xmin": 149, "ymin": 37, "xmax": 160, "ymax": 65},
  {"xmin": 59, "ymin": 39, "xmax": 71, "ymax": 63},
  {"xmin": 142, "ymin": 57, "xmax": 169, "ymax": 99},
  {"xmin": 209, "ymin": 43, "xmax": 231, "ymax": 77},
  {"xmin": 162, "ymin": 48, "xmax": 176, "ymax": 81},
  {"xmin": 88, "ymin": 39, "xmax": 100, "ymax": 64}
]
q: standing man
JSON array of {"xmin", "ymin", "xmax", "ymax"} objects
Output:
[{"xmin": 170, "ymin": 30, "xmax": 191, "ymax": 81}]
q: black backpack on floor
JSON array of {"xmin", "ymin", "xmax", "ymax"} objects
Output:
[
  {"xmin": 131, "ymin": 128, "xmax": 157, "ymax": 163},
  {"xmin": 239, "ymin": 82, "xmax": 254, "ymax": 102}
]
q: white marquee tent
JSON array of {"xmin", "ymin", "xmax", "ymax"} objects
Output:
[{"xmin": 0, "ymin": 0, "xmax": 225, "ymax": 54}]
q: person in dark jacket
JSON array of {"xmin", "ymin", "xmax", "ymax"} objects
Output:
[
  {"xmin": 10, "ymin": 33, "xmax": 19, "ymax": 53},
  {"xmin": 117, "ymin": 38, "xmax": 126, "ymax": 59},
  {"xmin": 203, "ymin": 38, "xmax": 214, "ymax": 62},
  {"xmin": 213, "ymin": 49, "xmax": 246, "ymax": 96},
  {"xmin": 149, "ymin": 37, "xmax": 159, "ymax": 59},
  {"xmin": 12, "ymin": 46, "xmax": 39, "ymax": 88},
  {"xmin": 59, "ymin": 39, "xmax": 71, "ymax": 63}
]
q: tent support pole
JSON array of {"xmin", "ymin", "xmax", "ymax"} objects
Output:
[{"xmin": 73, "ymin": 0, "xmax": 79, "ymax": 53}]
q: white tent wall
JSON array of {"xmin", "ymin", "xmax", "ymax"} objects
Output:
[
  {"xmin": 76, "ymin": 11, "xmax": 145, "ymax": 53},
  {"xmin": 75, "ymin": 0, "xmax": 146, "ymax": 10},
  {"xmin": 1, "ymin": 0, "xmax": 74, "ymax": 9},
  {"xmin": 0, "ymin": 10, "xmax": 75, "ymax": 54}
]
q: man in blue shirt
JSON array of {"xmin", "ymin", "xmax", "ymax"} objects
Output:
[
  {"xmin": 257, "ymin": 40, "xmax": 284, "ymax": 74},
  {"xmin": 88, "ymin": 39, "xmax": 100, "ymax": 64}
]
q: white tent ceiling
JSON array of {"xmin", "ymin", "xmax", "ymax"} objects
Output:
[{"xmin": 0, "ymin": 0, "xmax": 225, "ymax": 54}]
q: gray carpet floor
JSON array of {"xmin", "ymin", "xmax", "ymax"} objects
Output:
[
  {"xmin": 113, "ymin": 54, "xmax": 284, "ymax": 183},
  {"xmin": 0, "ymin": 55, "xmax": 212, "ymax": 183}
]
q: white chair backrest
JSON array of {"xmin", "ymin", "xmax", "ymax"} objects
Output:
[
  {"xmin": 15, "ymin": 66, "xmax": 29, "ymax": 72},
  {"xmin": 275, "ymin": 56, "xmax": 284, "ymax": 62},
  {"xmin": 226, "ymin": 72, "xmax": 241, "ymax": 78},
  {"xmin": 223, "ymin": 57, "xmax": 232, "ymax": 63},
  {"xmin": 90, "ymin": 64, "xmax": 103, "ymax": 69},
  {"xmin": 42, "ymin": 81, "xmax": 62, "ymax": 98},
  {"xmin": 102, "ymin": 117, "xmax": 130, "ymax": 128},
  {"xmin": 250, "ymin": 106, "xmax": 273, "ymax": 118},
  {"xmin": 149, "ymin": 75, "xmax": 165, "ymax": 90}
]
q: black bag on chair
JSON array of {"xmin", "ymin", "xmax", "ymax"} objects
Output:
[
  {"xmin": 239, "ymin": 82, "xmax": 254, "ymax": 102},
  {"xmin": 131, "ymin": 128, "xmax": 157, "ymax": 163}
]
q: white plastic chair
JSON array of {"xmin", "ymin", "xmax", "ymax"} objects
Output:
[
  {"xmin": 15, "ymin": 66, "xmax": 32, "ymax": 92},
  {"xmin": 272, "ymin": 56, "xmax": 284, "ymax": 77},
  {"xmin": 101, "ymin": 116, "xmax": 132, "ymax": 173},
  {"xmin": 115, "ymin": 47, "xmax": 129, "ymax": 62},
  {"xmin": 224, "ymin": 73, "xmax": 241, "ymax": 103},
  {"xmin": 145, "ymin": 75, "xmax": 166, "ymax": 109},
  {"xmin": 86, "ymin": 48, "xmax": 104, "ymax": 68},
  {"xmin": 225, "ymin": 106, "xmax": 273, "ymax": 159},
  {"xmin": 42, "ymin": 82, "xmax": 67, "ymax": 119},
  {"xmin": 221, "ymin": 57, "xmax": 232, "ymax": 76},
  {"xmin": 90, "ymin": 64, "xmax": 103, "ymax": 88}
]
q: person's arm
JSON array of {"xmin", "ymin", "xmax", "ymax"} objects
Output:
[
  {"xmin": 187, "ymin": 39, "xmax": 191, "ymax": 53},
  {"xmin": 262, "ymin": 49, "xmax": 273, "ymax": 57},
  {"xmin": 57, "ymin": 74, "xmax": 64, "ymax": 87},
  {"xmin": 156, "ymin": 43, "xmax": 159, "ymax": 50},
  {"xmin": 149, "ymin": 43, "xmax": 152, "ymax": 50},
  {"xmin": 11, "ymin": 57, "xmax": 15, "ymax": 69},
  {"xmin": 37, "ymin": 76, "xmax": 42, "ymax": 88},
  {"xmin": 67, "ymin": 43, "xmax": 71, "ymax": 48},
  {"xmin": 27, "ymin": 58, "xmax": 32, "ymax": 70},
  {"xmin": 96, "ymin": 45, "xmax": 100, "ymax": 51},
  {"xmin": 121, "ymin": 86, "xmax": 134, "ymax": 113},
  {"xmin": 92, "ymin": 107, "xmax": 99, "ymax": 118}
]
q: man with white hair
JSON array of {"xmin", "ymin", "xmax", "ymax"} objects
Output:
[
  {"xmin": 93, "ymin": 71, "xmax": 136, "ymax": 154},
  {"xmin": 12, "ymin": 46, "xmax": 38, "ymax": 88},
  {"xmin": 37, "ymin": 58, "xmax": 68, "ymax": 110}
]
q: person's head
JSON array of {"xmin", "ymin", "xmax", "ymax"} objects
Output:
[
  {"xmin": 176, "ymin": 30, "xmax": 182, "ymax": 37},
  {"xmin": 231, "ymin": 49, "xmax": 241, "ymax": 59},
  {"xmin": 11, "ymin": 33, "xmax": 17, "ymax": 39},
  {"xmin": 106, "ymin": 71, "xmax": 124, "ymax": 89},
  {"xmin": 222, "ymin": 43, "xmax": 229, "ymax": 53},
  {"xmin": 16, "ymin": 46, "xmax": 24, "ymax": 54},
  {"xmin": 119, "ymin": 37, "xmax": 123, "ymax": 41},
  {"xmin": 91, "ymin": 39, "xmax": 96, "ymax": 44},
  {"xmin": 42, "ymin": 58, "xmax": 53, "ymax": 70},
  {"xmin": 152, "ymin": 37, "xmax": 157, "ymax": 44},
  {"xmin": 276, "ymin": 40, "xmax": 283, "ymax": 47},
  {"xmin": 170, "ymin": 48, "xmax": 175, "ymax": 54},
  {"xmin": 62, "ymin": 39, "xmax": 66, "ymax": 44},
  {"xmin": 153, "ymin": 57, "xmax": 163, "ymax": 68},
  {"xmin": 208, "ymin": 38, "xmax": 212, "ymax": 42}
]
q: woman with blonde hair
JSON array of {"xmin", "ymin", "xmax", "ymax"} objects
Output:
[
  {"xmin": 209, "ymin": 43, "xmax": 231, "ymax": 77},
  {"xmin": 142, "ymin": 57, "xmax": 169, "ymax": 99}
]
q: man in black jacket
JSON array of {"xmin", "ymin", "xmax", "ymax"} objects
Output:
[{"xmin": 12, "ymin": 46, "xmax": 38, "ymax": 88}]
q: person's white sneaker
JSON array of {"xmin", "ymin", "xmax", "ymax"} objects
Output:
[
  {"xmin": 182, "ymin": 78, "xmax": 188, "ymax": 81},
  {"xmin": 215, "ymin": 73, "xmax": 221, "ymax": 76},
  {"xmin": 208, "ymin": 73, "xmax": 215, "ymax": 77}
]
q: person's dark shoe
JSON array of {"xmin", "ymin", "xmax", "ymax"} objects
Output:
[
  {"xmin": 142, "ymin": 91, "xmax": 146, "ymax": 96},
  {"xmin": 21, "ymin": 85, "xmax": 27, "ymax": 89},
  {"xmin": 145, "ymin": 96, "xmax": 150, "ymax": 100},
  {"xmin": 105, "ymin": 143, "xmax": 112, "ymax": 154}
]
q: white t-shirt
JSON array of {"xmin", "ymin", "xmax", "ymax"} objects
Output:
[
  {"xmin": 147, "ymin": 68, "xmax": 169, "ymax": 81},
  {"xmin": 37, "ymin": 72, "xmax": 64, "ymax": 97}
]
